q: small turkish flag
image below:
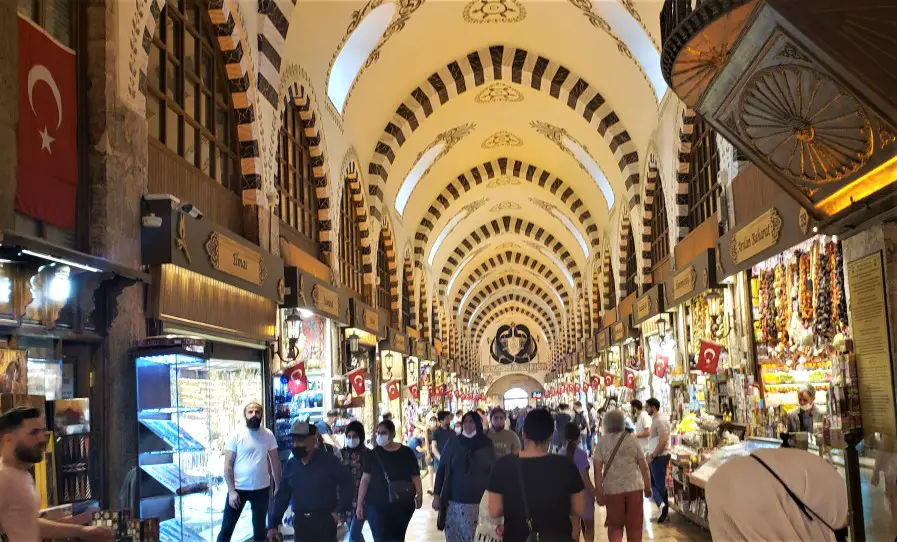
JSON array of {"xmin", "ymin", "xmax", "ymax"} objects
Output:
[
  {"xmin": 624, "ymin": 368, "xmax": 636, "ymax": 389},
  {"xmin": 17, "ymin": 15, "xmax": 78, "ymax": 229},
  {"xmin": 428, "ymin": 384, "xmax": 436, "ymax": 398},
  {"xmin": 590, "ymin": 374, "xmax": 601, "ymax": 389},
  {"xmin": 604, "ymin": 372, "xmax": 615, "ymax": 387},
  {"xmin": 696, "ymin": 340, "xmax": 722, "ymax": 374},
  {"xmin": 347, "ymin": 367, "xmax": 366, "ymax": 395},
  {"xmin": 284, "ymin": 362, "xmax": 307, "ymax": 395},
  {"xmin": 437, "ymin": 384, "xmax": 446, "ymax": 397},
  {"xmin": 574, "ymin": 383, "xmax": 581, "ymax": 393},
  {"xmin": 386, "ymin": 380, "xmax": 400, "ymax": 401},
  {"xmin": 654, "ymin": 356, "xmax": 669, "ymax": 378},
  {"xmin": 453, "ymin": 389, "xmax": 460, "ymax": 398},
  {"xmin": 408, "ymin": 384, "xmax": 420, "ymax": 400}
]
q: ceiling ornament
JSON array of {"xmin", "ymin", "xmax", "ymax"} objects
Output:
[
  {"xmin": 415, "ymin": 122, "xmax": 478, "ymax": 183},
  {"xmin": 617, "ymin": 0, "xmax": 659, "ymax": 51},
  {"xmin": 463, "ymin": 0, "xmax": 527, "ymax": 24},
  {"xmin": 490, "ymin": 323, "xmax": 539, "ymax": 364},
  {"xmin": 566, "ymin": 0, "xmax": 657, "ymax": 99},
  {"xmin": 739, "ymin": 66, "xmax": 873, "ymax": 188},
  {"xmin": 486, "ymin": 175, "xmax": 521, "ymax": 188},
  {"xmin": 327, "ymin": 0, "xmax": 427, "ymax": 115},
  {"xmin": 482, "ymin": 131, "xmax": 524, "ymax": 149},
  {"xmin": 475, "ymin": 82, "xmax": 524, "ymax": 104},
  {"xmin": 490, "ymin": 201, "xmax": 521, "ymax": 212},
  {"xmin": 530, "ymin": 120, "xmax": 591, "ymax": 176},
  {"xmin": 461, "ymin": 198, "xmax": 489, "ymax": 215},
  {"xmin": 528, "ymin": 197, "xmax": 556, "ymax": 213}
]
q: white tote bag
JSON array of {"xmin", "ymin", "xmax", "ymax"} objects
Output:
[{"xmin": 474, "ymin": 491, "xmax": 503, "ymax": 542}]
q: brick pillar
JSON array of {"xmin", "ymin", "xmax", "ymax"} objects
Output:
[
  {"xmin": 0, "ymin": 1, "xmax": 17, "ymax": 230},
  {"xmin": 83, "ymin": 0, "xmax": 147, "ymax": 505}
]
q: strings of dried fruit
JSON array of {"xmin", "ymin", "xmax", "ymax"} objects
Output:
[
  {"xmin": 834, "ymin": 241, "xmax": 849, "ymax": 328},
  {"xmin": 815, "ymin": 243, "xmax": 833, "ymax": 338},
  {"xmin": 762, "ymin": 269, "xmax": 778, "ymax": 343},
  {"xmin": 775, "ymin": 264, "xmax": 789, "ymax": 343},
  {"xmin": 758, "ymin": 271, "xmax": 771, "ymax": 343},
  {"xmin": 798, "ymin": 251, "xmax": 813, "ymax": 325}
]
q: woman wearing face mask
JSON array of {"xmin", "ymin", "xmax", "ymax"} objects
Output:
[
  {"xmin": 454, "ymin": 421, "xmax": 463, "ymax": 435},
  {"xmin": 340, "ymin": 421, "xmax": 369, "ymax": 542},
  {"xmin": 355, "ymin": 420, "xmax": 422, "ymax": 541},
  {"xmin": 433, "ymin": 412, "xmax": 497, "ymax": 542}
]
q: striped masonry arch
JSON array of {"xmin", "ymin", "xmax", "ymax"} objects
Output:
[
  {"xmin": 342, "ymin": 163, "xmax": 375, "ymax": 290},
  {"xmin": 414, "ymin": 158, "xmax": 601, "ymax": 271},
  {"xmin": 257, "ymin": 0, "xmax": 298, "ymax": 107},
  {"xmin": 474, "ymin": 305, "xmax": 558, "ymax": 362},
  {"xmin": 618, "ymin": 208, "xmax": 636, "ymax": 298},
  {"xmin": 375, "ymin": 219, "xmax": 400, "ymax": 322},
  {"xmin": 461, "ymin": 276, "xmax": 563, "ymax": 326},
  {"xmin": 641, "ymin": 158, "xmax": 661, "ymax": 278},
  {"xmin": 591, "ymin": 264, "xmax": 602, "ymax": 334},
  {"xmin": 472, "ymin": 299, "xmax": 558, "ymax": 346},
  {"xmin": 450, "ymin": 250, "xmax": 573, "ymax": 310},
  {"xmin": 367, "ymin": 45, "xmax": 641, "ymax": 224},
  {"xmin": 676, "ymin": 109, "xmax": 696, "ymax": 242},
  {"xmin": 602, "ymin": 237, "xmax": 615, "ymax": 311}
]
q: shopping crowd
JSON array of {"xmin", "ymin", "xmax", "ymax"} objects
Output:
[{"xmin": 0, "ymin": 399, "xmax": 849, "ymax": 542}]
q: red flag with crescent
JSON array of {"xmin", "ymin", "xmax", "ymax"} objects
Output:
[
  {"xmin": 603, "ymin": 372, "xmax": 615, "ymax": 387},
  {"xmin": 590, "ymin": 374, "xmax": 601, "ymax": 390},
  {"xmin": 386, "ymin": 380, "xmax": 400, "ymax": 401},
  {"xmin": 624, "ymin": 368, "xmax": 636, "ymax": 389},
  {"xmin": 284, "ymin": 361, "xmax": 308, "ymax": 395},
  {"xmin": 408, "ymin": 383, "xmax": 419, "ymax": 400},
  {"xmin": 428, "ymin": 384, "xmax": 436, "ymax": 398},
  {"xmin": 437, "ymin": 384, "xmax": 446, "ymax": 397},
  {"xmin": 654, "ymin": 356, "xmax": 668, "ymax": 378},
  {"xmin": 696, "ymin": 340, "xmax": 722, "ymax": 374},
  {"xmin": 453, "ymin": 389, "xmax": 460, "ymax": 398},
  {"xmin": 574, "ymin": 383, "xmax": 582, "ymax": 393},
  {"xmin": 347, "ymin": 367, "xmax": 366, "ymax": 395},
  {"xmin": 17, "ymin": 15, "xmax": 78, "ymax": 229}
]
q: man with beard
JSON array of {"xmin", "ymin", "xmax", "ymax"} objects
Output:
[
  {"xmin": 487, "ymin": 407, "xmax": 521, "ymax": 457},
  {"xmin": 219, "ymin": 402, "xmax": 281, "ymax": 542},
  {"xmin": 0, "ymin": 407, "xmax": 113, "ymax": 541}
]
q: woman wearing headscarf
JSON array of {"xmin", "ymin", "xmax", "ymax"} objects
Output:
[
  {"xmin": 706, "ymin": 448, "xmax": 848, "ymax": 541},
  {"xmin": 433, "ymin": 411, "xmax": 497, "ymax": 542}
]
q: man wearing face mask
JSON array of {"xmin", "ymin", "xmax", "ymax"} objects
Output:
[
  {"xmin": 268, "ymin": 421, "xmax": 354, "ymax": 541},
  {"xmin": 0, "ymin": 407, "xmax": 114, "ymax": 541},
  {"xmin": 787, "ymin": 384, "xmax": 824, "ymax": 434},
  {"xmin": 220, "ymin": 402, "xmax": 280, "ymax": 542}
]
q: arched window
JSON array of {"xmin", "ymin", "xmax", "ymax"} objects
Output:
[
  {"xmin": 276, "ymin": 104, "xmax": 319, "ymax": 248},
  {"xmin": 607, "ymin": 265, "xmax": 617, "ymax": 309},
  {"xmin": 375, "ymin": 232, "xmax": 391, "ymax": 312},
  {"xmin": 686, "ymin": 115, "xmax": 721, "ymax": 229},
  {"xmin": 650, "ymin": 182, "xmax": 670, "ymax": 268},
  {"xmin": 146, "ymin": 0, "xmax": 241, "ymax": 193},
  {"xmin": 339, "ymin": 183, "xmax": 366, "ymax": 301},
  {"xmin": 624, "ymin": 230, "xmax": 638, "ymax": 296},
  {"xmin": 402, "ymin": 268, "xmax": 413, "ymax": 329}
]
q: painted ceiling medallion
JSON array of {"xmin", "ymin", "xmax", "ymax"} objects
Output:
[
  {"xmin": 461, "ymin": 198, "xmax": 489, "ymax": 214},
  {"xmin": 475, "ymin": 82, "xmax": 524, "ymax": 104},
  {"xmin": 528, "ymin": 197, "xmax": 555, "ymax": 213},
  {"xmin": 739, "ymin": 66, "xmax": 873, "ymax": 188},
  {"xmin": 486, "ymin": 175, "xmax": 521, "ymax": 188},
  {"xmin": 463, "ymin": 0, "xmax": 526, "ymax": 24},
  {"xmin": 530, "ymin": 120, "xmax": 591, "ymax": 176},
  {"xmin": 491, "ymin": 201, "xmax": 521, "ymax": 212},
  {"xmin": 482, "ymin": 131, "xmax": 523, "ymax": 149}
]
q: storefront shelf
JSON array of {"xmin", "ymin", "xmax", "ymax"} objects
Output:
[
  {"xmin": 139, "ymin": 419, "xmax": 205, "ymax": 450},
  {"xmin": 159, "ymin": 518, "xmax": 207, "ymax": 542},
  {"xmin": 140, "ymin": 464, "xmax": 209, "ymax": 495},
  {"xmin": 138, "ymin": 407, "xmax": 205, "ymax": 415},
  {"xmin": 669, "ymin": 502, "xmax": 709, "ymax": 530}
]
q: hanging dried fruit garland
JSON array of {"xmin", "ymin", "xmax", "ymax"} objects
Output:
[
  {"xmin": 815, "ymin": 243, "xmax": 834, "ymax": 339},
  {"xmin": 798, "ymin": 251, "xmax": 813, "ymax": 325},
  {"xmin": 759, "ymin": 269, "xmax": 778, "ymax": 344},
  {"xmin": 774, "ymin": 264, "xmax": 790, "ymax": 343},
  {"xmin": 832, "ymin": 241, "xmax": 849, "ymax": 330}
]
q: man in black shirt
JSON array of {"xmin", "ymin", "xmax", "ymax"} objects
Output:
[
  {"xmin": 430, "ymin": 410, "xmax": 455, "ymax": 473},
  {"xmin": 552, "ymin": 403, "xmax": 572, "ymax": 451},
  {"xmin": 487, "ymin": 408, "xmax": 585, "ymax": 542},
  {"xmin": 267, "ymin": 421, "xmax": 354, "ymax": 541}
]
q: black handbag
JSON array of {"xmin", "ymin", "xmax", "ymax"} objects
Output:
[
  {"xmin": 374, "ymin": 448, "xmax": 417, "ymax": 505},
  {"xmin": 514, "ymin": 456, "xmax": 539, "ymax": 542},
  {"xmin": 436, "ymin": 456, "xmax": 451, "ymax": 530}
]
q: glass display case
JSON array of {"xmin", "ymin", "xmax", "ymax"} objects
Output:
[{"xmin": 135, "ymin": 341, "xmax": 213, "ymax": 542}]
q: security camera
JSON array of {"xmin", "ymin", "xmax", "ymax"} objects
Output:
[
  {"xmin": 142, "ymin": 213, "xmax": 163, "ymax": 228},
  {"xmin": 180, "ymin": 203, "xmax": 204, "ymax": 220}
]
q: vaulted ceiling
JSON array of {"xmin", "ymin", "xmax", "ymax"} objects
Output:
[{"xmin": 285, "ymin": 0, "xmax": 665, "ymax": 367}]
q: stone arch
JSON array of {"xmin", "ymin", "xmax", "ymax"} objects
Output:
[
  {"xmin": 375, "ymin": 218, "xmax": 400, "ymax": 321},
  {"xmin": 591, "ymin": 261, "xmax": 602, "ymax": 333},
  {"xmin": 367, "ymin": 45, "xmax": 641, "ymax": 224},
  {"xmin": 437, "ymin": 216, "xmax": 584, "ymax": 299},
  {"xmin": 402, "ymin": 248, "xmax": 414, "ymax": 329},
  {"xmin": 641, "ymin": 152, "xmax": 664, "ymax": 277},
  {"xmin": 130, "ymin": 0, "xmax": 263, "ymax": 189},
  {"xmin": 341, "ymin": 161, "xmax": 375, "ymax": 289},
  {"xmin": 674, "ymin": 107, "xmax": 697, "ymax": 242},
  {"xmin": 451, "ymin": 250, "xmax": 572, "ymax": 310},
  {"xmin": 462, "ymin": 276, "xmax": 563, "ymax": 326},
  {"xmin": 618, "ymin": 207, "xmax": 636, "ymax": 297},
  {"xmin": 414, "ymin": 158, "xmax": 601, "ymax": 270},
  {"xmin": 279, "ymin": 68, "xmax": 335, "ymax": 255},
  {"xmin": 486, "ymin": 374, "xmax": 545, "ymax": 399},
  {"xmin": 473, "ymin": 303, "xmax": 557, "ymax": 346},
  {"xmin": 602, "ymin": 236, "xmax": 616, "ymax": 310},
  {"xmin": 258, "ymin": 0, "xmax": 299, "ymax": 108}
]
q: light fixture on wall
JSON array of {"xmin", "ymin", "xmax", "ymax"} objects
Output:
[
  {"xmin": 348, "ymin": 332, "xmax": 361, "ymax": 355},
  {"xmin": 284, "ymin": 309, "xmax": 303, "ymax": 361},
  {"xmin": 656, "ymin": 315, "xmax": 668, "ymax": 338},
  {"xmin": 704, "ymin": 290, "xmax": 731, "ymax": 339}
]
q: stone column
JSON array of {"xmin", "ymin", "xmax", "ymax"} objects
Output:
[
  {"xmin": 0, "ymin": 1, "xmax": 17, "ymax": 230},
  {"xmin": 83, "ymin": 0, "xmax": 147, "ymax": 505}
]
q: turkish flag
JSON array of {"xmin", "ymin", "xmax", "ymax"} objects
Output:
[
  {"xmin": 437, "ymin": 384, "xmax": 446, "ymax": 397},
  {"xmin": 428, "ymin": 384, "xmax": 436, "ymax": 398},
  {"xmin": 386, "ymin": 380, "xmax": 400, "ymax": 401},
  {"xmin": 696, "ymin": 340, "xmax": 722, "ymax": 374},
  {"xmin": 573, "ymin": 383, "xmax": 581, "ymax": 393},
  {"xmin": 624, "ymin": 368, "xmax": 636, "ymax": 389},
  {"xmin": 408, "ymin": 384, "xmax": 420, "ymax": 400},
  {"xmin": 284, "ymin": 362, "xmax": 308, "ymax": 395},
  {"xmin": 590, "ymin": 374, "xmax": 601, "ymax": 389},
  {"xmin": 654, "ymin": 358, "xmax": 668, "ymax": 379},
  {"xmin": 17, "ymin": 15, "xmax": 78, "ymax": 229},
  {"xmin": 604, "ymin": 372, "xmax": 615, "ymax": 387},
  {"xmin": 347, "ymin": 367, "xmax": 366, "ymax": 395},
  {"xmin": 453, "ymin": 389, "xmax": 460, "ymax": 398}
]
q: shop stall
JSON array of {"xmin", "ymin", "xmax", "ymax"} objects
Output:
[
  {"xmin": 379, "ymin": 328, "xmax": 410, "ymax": 439},
  {"xmin": 274, "ymin": 267, "xmax": 348, "ymax": 459},
  {"xmin": 594, "ymin": 328, "xmax": 621, "ymax": 409},
  {"xmin": 344, "ymin": 299, "xmax": 388, "ymax": 444},
  {"xmin": 633, "ymin": 285, "xmax": 677, "ymax": 414},
  {"xmin": 612, "ymin": 318, "xmax": 641, "ymax": 404},
  {"xmin": 141, "ymin": 199, "xmax": 281, "ymax": 541}
]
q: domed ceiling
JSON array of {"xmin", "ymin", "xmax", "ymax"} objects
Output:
[{"xmin": 283, "ymin": 0, "xmax": 665, "ymax": 376}]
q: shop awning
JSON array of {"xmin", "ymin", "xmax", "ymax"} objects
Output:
[
  {"xmin": 664, "ymin": 249, "xmax": 719, "ymax": 310},
  {"xmin": 283, "ymin": 267, "xmax": 349, "ymax": 326},
  {"xmin": 632, "ymin": 284, "xmax": 665, "ymax": 327}
]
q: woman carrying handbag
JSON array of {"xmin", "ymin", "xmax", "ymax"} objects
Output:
[{"xmin": 592, "ymin": 410, "xmax": 651, "ymax": 542}]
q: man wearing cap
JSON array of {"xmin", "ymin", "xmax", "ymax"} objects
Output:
[{"xmin": 267, "ymin": 421, "xmax": 354, "ymax": 541}]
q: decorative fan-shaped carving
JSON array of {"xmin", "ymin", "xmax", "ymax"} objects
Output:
[{"xmin": 739, "ymin": 66, "xmax": 873, "ymax": 189}]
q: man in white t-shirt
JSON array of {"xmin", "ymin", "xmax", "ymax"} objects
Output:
[
  {"xmin": 630, "ymin": 399, "xmax": 654, "ymax": 454},
  {"xmin": 645, "ymin": 397, "xmax": 672, "ymax": 524},
  {"xmin": 219, "ymin": 402, "xmax": 280, "ymax": 542}
]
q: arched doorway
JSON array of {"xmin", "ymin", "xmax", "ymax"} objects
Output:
[{"xmin": 503, "ymin": 387, "xmax": 529, "ymax": 409}]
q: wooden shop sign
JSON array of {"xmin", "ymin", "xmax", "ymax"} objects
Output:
[
  {"xmin": 205, "ymin": 232, "xmax": 266, "ymax": 286},
  {"xmin": 632, "ymin": 284, "xmax": 665, "ymax": 327},
  {"xmin": 312, "ymin": 284, "xmax": 340, "ymax": 317},
  {"xmin": 597, "ymin": 329, "xmax": 610, "ymax": 350},
  {"xmin": 363, "ymin": 309, "xmax": 379, "ymax": 331},
  {"xmin": 612, "ymin": 322, "xmax": 626, "ymax": 343},
  {"xmin": 671, "ymin": 267, "xmax": 697, "ymax": 301},
  {"xmin": 730, "ymin": 208, "xmax": 783, "ymax": 265}
]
